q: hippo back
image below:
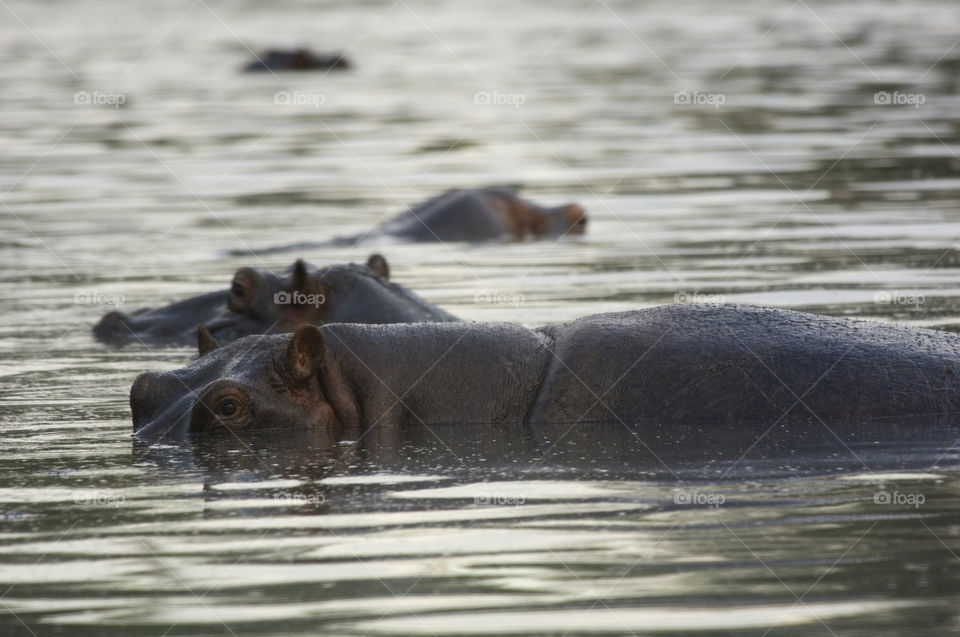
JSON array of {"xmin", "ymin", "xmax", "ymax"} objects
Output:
[
  {"xmin": 528, "ymin": 304, "xmax": 960, "ymax": 428},
  {"xmin": 380, "ymin": 189, "xmax": 511, "ymax": 242}
]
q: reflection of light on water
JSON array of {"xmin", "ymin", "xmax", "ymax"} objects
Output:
[{"xmin": 351, "ymin": 601, "xmax": 917, "ymax": 635}]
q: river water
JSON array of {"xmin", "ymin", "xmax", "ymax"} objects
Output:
[{"xmin": 2, "ymin": 0, "xmax": 960, "ymax": 634}]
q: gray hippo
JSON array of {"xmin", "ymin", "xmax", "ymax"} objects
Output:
[
  {"xmin": 94, "ymin": 254, "xmax": 455, "ymax": 347},
  {"xmin": 241, "ymin": 187, "xmax": 588, "ymax": 255},
  {"xmin": 243, "ymin": 48, "xmax": 350, "ymax": 72},
  {"xmin": 130, "ymin": 304, "xmax": 960, "ymax": 443}
]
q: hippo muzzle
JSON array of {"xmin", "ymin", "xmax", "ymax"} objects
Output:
[{"xmin": 131, "ymin": 371, "xmax": 197, "ymax": 442}]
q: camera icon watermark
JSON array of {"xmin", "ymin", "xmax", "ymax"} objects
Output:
[
  {"xmin": 874, "ymin": 490, "xmax": 924, "ymax": 508},
  {"xmin": 873, "ymin": 291, "xmax": 924, "ymax": 308},
  {"xmin": 73, "ymin": 491, "xmax": 125, "ymax": 508},
  {"xmin": 74, "ymin": 291, "xmax": 125, "ymax": 308},
  {"xmin": 73, "ymin": 90, "xmax": 126, "ymax": 108},
  {"xmin": 673, "ymin": 489, "xmax": 725, "ymax": 508},
  {"xmin": 874, "ymin": 91, "xmax": 925, "ymax": 108},
  {"xmin": 674, "ymin": 91, "xmax": 726, "ymax": 109},
  {"xmin": 474, "ymin": 493, "xmax": 525, "ymax": 506},
  {"xmin": 274, "ymin": 492, "xmax": 326, "ymax": 507},
  {"xmin": 674, "ymin": 291, "xmax": 725, "ymax": 305},
  {"xmin": 274, "ymin": 290, "xmax": 326, "ymax": 307},
  {"xmin": 473, "ymin": 291, "xmax": 525, "ymax": 307},
  {"xmin": 473, "ymin": 90, "xmax": 526, "ymax": 108},
  {"xmin": 274, "ymin": 91, "xmax": 326, "ymax": 109}
]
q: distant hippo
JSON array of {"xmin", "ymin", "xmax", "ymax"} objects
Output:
[
  {"xmin": 241, "ymin": 187, "xmax": 588, "ymax": 255},
  {"xmin": 95, "ymin": 254, "xmax": 455, "ymax": 347},
  {"xmin": 130, "ymin": 305, "xmax": 960, "ymax": 443},
  {"xmin": 243, "ymin": 48, "xmax": 350, "ymax": 72}
]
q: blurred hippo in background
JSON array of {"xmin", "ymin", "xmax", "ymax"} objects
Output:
[
  {"xmin": 130, "ymin": 304, "xmax": 960, "ymax": 445},
  {"xmin": 241, "ymin": 187, "xmax": 588, "ymax": 256},
  {"xmin": 94, "ymin": 254, "xmax": 456, "ymax": 348},
  {"xmin": 243, "ymin": 48, "xmax": 350, "ymax": 72}
]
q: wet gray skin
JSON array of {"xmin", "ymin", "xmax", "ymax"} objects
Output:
[
  {"xmin": 242, "ymin": 187, "xmax": 588, "ymax": 256},
  {"xmin": 94, "ymin": 254, "xmax": 456, "ymax": 347},
  {"xmin": 130, "ymin": 304, "xmax": 960, "ymax": 444}
]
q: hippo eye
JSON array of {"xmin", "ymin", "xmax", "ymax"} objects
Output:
[
  {"xmin": 213, "ymin": 395, "xmax": 245, "ymax": 418},
  {"xmin": 227, "ymin": 273, "xmax": 255, "ymax": 313}
]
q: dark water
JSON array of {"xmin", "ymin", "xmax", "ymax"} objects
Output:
[{"xmin": 3, "ymin": 0, "xmax": 960, "ymax": 634}]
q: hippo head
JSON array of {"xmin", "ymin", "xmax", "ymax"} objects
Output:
[
  {"xmin": 93, "ymin": 255, "xmax": 395, "ymax": 347},
  {"xmin": 131, "ymin": 326, "xmax": 338, "ymax": 442},
  {"xmin": 480, "ymin": 188, "xmax": 588, "ymax": 239}
]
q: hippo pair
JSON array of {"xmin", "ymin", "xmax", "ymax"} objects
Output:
[
  {"xmin": 98, "ymin": 186, "xmax": 586, "ymax": 346},
  {"xmin": 239, "ymin": 187, "xmax": 588, "ymax": 255},
  {"xmin": 95, "ymin": 254, "xmax": 455, "ymax": 347},
  {"xmin": 131, "ymin": 304, "xmax": 960, "ymax": 443}
]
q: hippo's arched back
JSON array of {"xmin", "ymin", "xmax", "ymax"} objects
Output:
[{"xmin": 529, "ymin": 305, "xmax": 960, "ymax": 427}]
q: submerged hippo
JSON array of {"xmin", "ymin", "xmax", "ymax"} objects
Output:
[
  {"xmin": 241, "ymin": 187, "xmax": 588, "ymax": 255},
  {"xmin": 95, "ymin": 254, "xmax": 455, "ymax": 347},
  {"xmin": 243, "ymin": 48, "xmax": 350, "ymax": 72},
  {"xmin": 130, "ymin": 304, "xmax": 960, "ymax": 443}
]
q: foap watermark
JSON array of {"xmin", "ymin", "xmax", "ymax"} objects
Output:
[
  {"xmin": 673, "ymin": 489, "xmax": 725, "ymax": 508},
  {"xmin": 873, "ymin": 291, "xmax": 924, "ymax": 308},
  {"xmin": 73, "ymin": 90, "xmax": 126, "ymax": 108},
  {"xmin": 874, "ymin": 490, "xmax": 924, "ymax": 508},
  {"xmin": 274, "ymin": 492, "xmax": 326, "ymax": 507},
  {"xmin": 274, "ymin": 91, "xmax": 326, "ymax": 108},
  {"xmin": 474, "ymin": 90, "xmax": 526, "ymax": 108},
  {"xmin": 674, "ymin": 291, "xmax": 725, "ymax": 305},
  {"xmin": 674, "ymin": 91, "xmax": 725, "ymax": 109},
  {"xmin": 474, "ymin": 493, "xmax": 525, "ymax": 506},
  {"xmin": 274, "ymin": 290, "xmax": 326, "ymax": 307},
  {"xmin": 1, "ymin": 511, "xmax": 26, "ymax": 521},
  {"xmin": 74, "ymin": 291, "xmax": 125, "ymax": 308},
  {"xmin": 874, "ymin": 91, "xmax": 925, "ymax": 108},
  {"xmin": 473, "ymin": 291, "xmax": 525, "ymax": 307},
  {"xmin": 74, "ymin": 491, "xmax": 125, "ymax": 508}
]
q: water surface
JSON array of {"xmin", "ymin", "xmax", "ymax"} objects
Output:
[{"xmin": 2, "ymin": 0, "xmax": 960, "ymax": 634}]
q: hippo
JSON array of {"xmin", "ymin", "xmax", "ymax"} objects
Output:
[
  {"xmin": 130, "ymin": 304, "xmax": 960, "ymax": 444},
  {"xmin": 239, "ymin": 187, "xmax": 588, "ymax": 256},
  {"xmin": 94, "ymin": 254, "xmax": 456, "ymax": 347},
  {"xmin": 243, "ymin": 48, "xmax": 350, "ymax": 72}
]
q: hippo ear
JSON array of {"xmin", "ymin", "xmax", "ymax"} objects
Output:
[
  {"xmin": 290, "ymin": 259, "xmax": 309, "ymax": 292},
  {"xmin": 197, "ymin": 324, "xmax": 222, "ymax": 356},
  {"xmin": 285, "ymin": 324, "xmax": 325, "ymax": 380},
  {"xmin": 366, "ymin": 253, "xmax": 389, "ymax": 279},
  {"xmin": 290, "ymin": 259, "xmax": 325, "ymax": 298}
]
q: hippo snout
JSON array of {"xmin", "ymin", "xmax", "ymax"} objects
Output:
[
  {"xmin": 130, "ymin": 371, "xmax": 193, "ymax": 440},
  {"xmin": 565, "ymin": 204, "xmax": 588, "ymax": 234},
  {"xmin": 93, "ymin": 310, "xmax": 132, "ymax": 344}
]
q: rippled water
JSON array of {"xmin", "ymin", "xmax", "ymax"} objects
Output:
[{"xmin": 3, "ymin": 0, "xmax": 960, "ymax": 634}]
